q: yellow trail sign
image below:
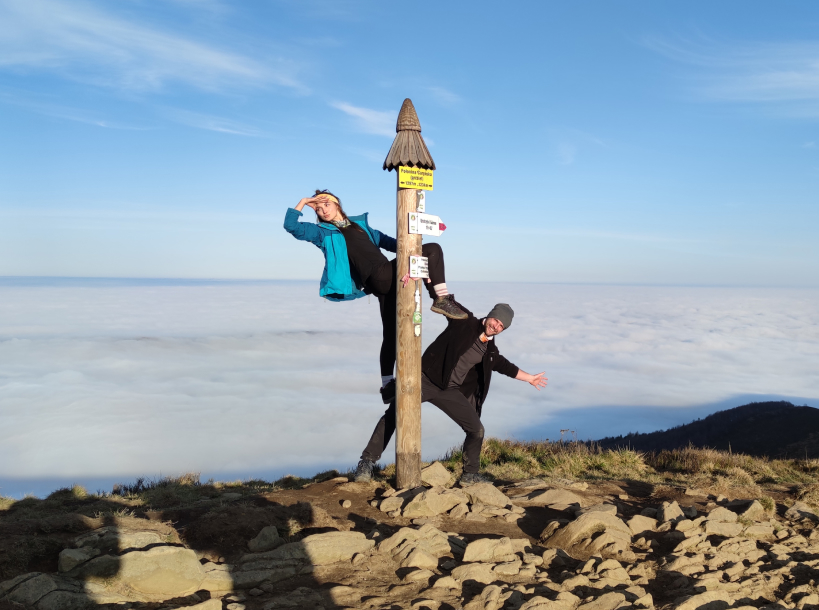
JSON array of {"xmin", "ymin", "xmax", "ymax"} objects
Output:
[{"xmin": 399, "ymin": 166, "xmax": 433, "ymax": 190}]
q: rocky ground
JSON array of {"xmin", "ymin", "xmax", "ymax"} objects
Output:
[{"xmin": 2, "ymin": 461, "xmax": 818, "ymax": 610}]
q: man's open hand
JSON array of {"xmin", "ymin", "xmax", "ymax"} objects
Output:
[{"xmin": 516, "ymin": 370, "xmax": 548, "ymax": 390}]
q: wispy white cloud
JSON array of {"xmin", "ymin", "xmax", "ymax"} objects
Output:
[
  {"xmin": 0, "ymin": 0, "xmax": 304, "ymax": 93},
  {"xmin": 330, "ymin": 101, "xmax": 395, "ymax": 137},
  {"xmin": 645, "ymin": 35, "xmax": 819, "ymax": 109},
  {"xmin": 427, "ymin": 86, "xmax": 461, "ymax": 106},
  {"xmin": 804, "ymin": 141, "xmax": 816, "ymax": 149},
  {"xmin": 161, "ymin": 108, "xmax": 265, "ymax": 136},
  {"xmin": 557, "ymin": 143, "xmax": 577, "ymax": 165},
  {"xmin": 0, "ymin": 91, "xmax": 153, "ymax": 130}
]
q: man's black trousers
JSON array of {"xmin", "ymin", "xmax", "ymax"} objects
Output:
[
  {"xmin": 360, "ymin": 374, "xmax": 485, "ymax": 474},
  {"xmin": 367, "ymin": 242, "xmax": 446, "ymax": 377}
]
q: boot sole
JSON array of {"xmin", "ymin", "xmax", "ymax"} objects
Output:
[{"xmin": 430, "ymin": 306, "xmax": 468, "ymax": 320}]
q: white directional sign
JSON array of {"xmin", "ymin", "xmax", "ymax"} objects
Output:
[
  {"xmin": 408, "ymin": 212, "xmax": 446, "ymax": 237},
  {"xmin": 409, "ymin": 255, "xmax": 429, "ymax": 278}
]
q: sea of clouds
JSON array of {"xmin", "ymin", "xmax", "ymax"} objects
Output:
[{"xmin": 1, "ymin": 279, "xmax": 817, "ymax": 498}]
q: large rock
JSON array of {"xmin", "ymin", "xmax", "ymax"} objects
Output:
[
  {"xmin": 248, "ymin": 526, "xmax": 283, "ymax": 552},
  {"xmin": 75, "ymin": 527, "xmax": 165, "ymax": 553},
  {"xmin": 672, "ymin": 590, "xmax": 734, "ymax": 610},
  {"xmin": 421, "ymin": 462, "xmax": 454, "ymax": 487},
  {"xmin": 707, "ymin": 507, "xmax": 738, "ymax": 523},
  {"xmin": 402, "ymin": 488, "xmax": 469, "ymax": 518},
  {"xmin": 463, "ymin": 483, "xmax": 511, "ymax": 508},
  {"xmin": 451, "ymin": 562, "xmax": 497, "ymax": 584},
  {"xmin": 577, "ymin": 592, "xmax": 627, "ymax": 610},
  {"xmin": 627, "ymin": 515, "xmax": 657, "ymax": 536},
  {"xmin": 3, "ymin": 574, "xmax": 60, "ymax": 606},
  {"xmin": 545, "ymin": 511, "xmax": 632, "ymax": 550},
  {"xmin": 462, "ymin": 537, "xmax": 516, "ymax": 563},
  {"xmin": 520, "ymin": 488, "xmax": 584, "ymax": 508},
  {"xmin": 738, "ymin": 500, "xmax": 768, "ymax": 521},
  {"xmin": 58, "ymin": 548, "xmax": 99, "ymax": 573},
  {"xmin": 657, "ymin": 501, "xmax": 685, "ymax": 523},
  {"xmin": 705, "ymin": 521, "xmax": 743, "ymax": 537},
  {"xmin": 785, "ymin": 501, "xmax": 819, "ymax": 522},
  {"xmin": 117, "ymin": 546, "xmax": 205, "ymax": 596},
  {"xmin": 264, "ymin": 531, "xmax": 374, "ymax": 565},
  {"xmin": 379, "ymin": 524, "xmax": 458, "ymax": 560},
  {"xmin": 464, "ymin": 584, "xmax": 503, "ymax": 610}
]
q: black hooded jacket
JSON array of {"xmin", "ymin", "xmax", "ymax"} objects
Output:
[{"xmin": 421, "ymin": 303, "xmax": 519, "ymax": 414}]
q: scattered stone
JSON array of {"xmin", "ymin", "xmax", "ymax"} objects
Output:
[
  {"xmin": 341, "ymin": 499, "xmax": 352, "ymax": 508},
  {"xmin": 705, "ymin": 521, "xmax": 743, "ymax": 537},
  {"xmin": 672, "ymin": 590, "xmax": 734, "ymax": 610},
  {"xmin": 380, "ymin": 496, "xmax": 406, "ymax": 513},
  {"xmin": 575, "ymin": 504, "xmax": 617, "ymax": 517},
  {"xmin": 744, "ymin": 524, "xmax": 775, "ymax": 539},
  {"xmin": 421, "ymin": 462, "xmax": 454, "ymax": 488},
  {"xmin": 785, "ymin": 502, "xmax": 819, "ymax": 522},
  {"xmin": 521, "ymin": 488, "xmax": 584, "ymax": 508},
  {"xmin": 248, "ymin": 526, "xmax": 283, "ymax": 553},
  {"xmin": 249, "ymin": 587, "xmax": 264, "ymax": 596},
  {"xmin": 706, "ymin": 507, "xmax": 738, "ymax": 523},
  {"xmin": 449, "ymin": 503, "xmax": 469, "ymax": 519},
  {"xmin": 57, "ymin": 548, "xmax": 99, "ymax": 573},
  {"xmin": 658, "ymin": 501, "xmax": 685, "ymax": 523},
  {"xmin": 117, "ymin": 546, "xmax": 205, "ymax": 596},
  {"xmin": 577, "ymin": 591, "xmax": 627, "ymax": 610},
  {"xmin": 463, "ymin": 537, "xmax": 516, "ymax": 563},
  {"xmin": 403, "ymin": 488, "xmax": 470, "ymax": 518},
  {"xmin": 465, "ymin": 512, "xmax": 487, "ymax": 522},
  {"xmin": 451, "ymin": 562, "xmax": 496, "ymax": 584},
  {"xmin": 463, "ymin": 483, "xmax": 511, "ymax": 508},
  {"xmin": 432, "ymin": 575, "xmax": 460, "ymax": 589},
  {"xmin": 544, "ymin": 511, "xmax": 631, "ymax": 552},
  {"xmin": 737, "ymin": 500, "xmax": 767, "ymax": 521},
  {"xmin": 261, "ymin": 586, "xmax": 324, "ymax": 609},
  {"xmin": 618, "ymin": 494, "xmax": 629, "ymax": 500},
  {"xmin": 402, "ymin": 548, "xmax": 439, "ymax": 570},
  {"xmin": 403, "ymin": 568, "xmax": 435, "ymax": 582}
]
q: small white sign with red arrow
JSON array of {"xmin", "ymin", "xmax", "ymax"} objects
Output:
[{"xmin": 408, "ymin": 212, "xmax": 446, "ymax": 237}]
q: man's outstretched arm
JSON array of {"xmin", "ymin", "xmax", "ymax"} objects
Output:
[{"xmin": 516, "ymin": 370, "xmax": 548, "ymax": 390}]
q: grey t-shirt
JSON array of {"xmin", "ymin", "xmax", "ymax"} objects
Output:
[{"xmin": 448, "ymin": 337, "xmax": 488, "ymax": 389}]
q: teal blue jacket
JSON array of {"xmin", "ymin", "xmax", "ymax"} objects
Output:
[{"xmin": 284, "ymin": 207, "xmax": 397, "ymax": 301}]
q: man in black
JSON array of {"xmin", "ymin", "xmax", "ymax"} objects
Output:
[{"xmin": 355, "ymin": 302, "xmax": 548, "ymax": 485}]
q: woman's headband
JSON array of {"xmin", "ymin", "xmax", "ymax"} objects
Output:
[{"xmin": 316, "ymin": 193, "xmax": 339, "ymax": 204}]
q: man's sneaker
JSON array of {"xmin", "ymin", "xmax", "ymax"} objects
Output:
[
  {"xmin": 380, "ymin": 379, "xmax": 396, "ymax": 404},
  {"xmin": 458, "ymin": 472, "xmax": 490, "ymax": 487},
  {"xmin": 354, "ymin": 458, "xmax": 375, "ymax": 482},
  {"xmin": 431, "ymin": 294, "xmax": 468, "ymax": 320}
]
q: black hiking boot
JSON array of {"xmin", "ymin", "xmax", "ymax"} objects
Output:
[
  {"xmin": 380, "ymin": 379, "xmax": 396, "ymax": 404},
  {"xmin": 430, "ymin": 294, "xmax": 468, "ymax": 320},
  {"xmin": 354, "ymin": 458, "xmax": 376, "ymax": 482},
  {"xmin": 458, "ymin": 472, "xmax": 490, "ymax": 487}
]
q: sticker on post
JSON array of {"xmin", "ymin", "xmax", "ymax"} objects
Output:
[
  {"xmin": 408, "ymin": 213, "xmax": 446, "ymax": 236},
  {"xmin": 409, "ymin": 255, "xmax": 429, "ymax": 279},
  {"xmin": 399, "ymin": 166, "xmax": 433, "ymax": 190},
  {"xmin": 416, "ymin": 190, "xmax": 426, "ymax": 213}
]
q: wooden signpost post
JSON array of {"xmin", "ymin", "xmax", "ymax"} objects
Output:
[{"xmin": 383, "ymin": 99, "xmax": 436, "ymax": 489}]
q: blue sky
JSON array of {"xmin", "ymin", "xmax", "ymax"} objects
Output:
[{"xmin": 1, "ymin": 0, "xmax": 817, "ymax": 285}]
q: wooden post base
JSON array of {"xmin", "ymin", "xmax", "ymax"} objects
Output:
[{"xmin": 396, "ymin": 451, "xmax": 421, "ymax": 489}]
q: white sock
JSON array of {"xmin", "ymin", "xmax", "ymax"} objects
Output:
[
  {"xmin": 433, "ymin": 283, "xmax": 448, "ymax": 297},
  {"xmin": 381, "ymin": 375, "xmax": 394, "ymax": 388}
]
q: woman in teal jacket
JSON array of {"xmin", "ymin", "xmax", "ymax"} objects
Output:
[{"xmin": 284, "ymin": 190, "xmax": 466, "ymax": 402}]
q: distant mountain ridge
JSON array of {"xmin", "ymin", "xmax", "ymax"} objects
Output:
[{"xmin": 596, "ymin": 401, "xmax": 819, "ymax": 459}]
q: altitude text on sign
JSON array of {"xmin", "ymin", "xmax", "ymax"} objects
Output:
[{"xmin": 399, "ymin": 166, "xmax": 433, "ymax": 190}]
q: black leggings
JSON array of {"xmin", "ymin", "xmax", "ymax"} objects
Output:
[{"xmin": 367, "ymin": 242, "xmax": 446, "ymax": 377}]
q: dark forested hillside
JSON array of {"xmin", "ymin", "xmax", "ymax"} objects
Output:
[{"xmin": 596, "ymin": 401, "xmax": 819, "ymax": 458}]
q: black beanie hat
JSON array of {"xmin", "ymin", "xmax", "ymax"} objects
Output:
[{"xmin": 487, "ymin": 303, "xmax": 514, "ymax": 329}]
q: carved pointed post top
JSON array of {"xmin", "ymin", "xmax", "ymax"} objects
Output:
[{"xmin": 384, "ymin": 98, "xmax": 436, "ymax": 171}]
